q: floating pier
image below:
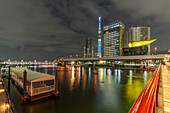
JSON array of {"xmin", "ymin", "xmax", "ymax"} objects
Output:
[{"xmin": 1, "ymin": 67, "xmax": 58, "ymax": 101}]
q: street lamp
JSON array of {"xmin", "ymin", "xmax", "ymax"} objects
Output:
[
  {"xmin": 154, "ymin": 47, "xmax": 157, "ymax": 55},
  {"xmin": 95, "ymin": 53, "xmax": 97, "ymax": 57},
  {"xmin": 76, "ymin": 54, "xmax": 78, "ymax": 58}
]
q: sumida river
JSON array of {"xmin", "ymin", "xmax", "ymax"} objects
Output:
[{"xmin": 3, "ymin": 66, "xmax": 153, "ymax": 113}]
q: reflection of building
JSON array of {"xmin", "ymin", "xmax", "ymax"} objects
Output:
[
  {"xmin": 84, "ymin": 38, "xmax": 94, "ymax": 58},
  {"xmin": 127, "ymin": 27, "xmax": 151, "ymax": 55},
  {"xmin": 98, "ymin": 17, "xmax": 102, "ymax": 57},
  {"xmin": 103, "ymin": 20, "xmax": 124, "ymax": 57}
]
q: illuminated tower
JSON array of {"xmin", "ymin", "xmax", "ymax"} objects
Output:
[
  {"xmin": 103, "ymin": 20, "xmax": 125, "ymax": 57},
  {"xmin": 97, "ymin": 17, "xmax": 102, "ymax": 57}
]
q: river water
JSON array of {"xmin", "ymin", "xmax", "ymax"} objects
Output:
[{"xmin": 3, "ymin": 66, "xmax": 153, "ymax": 113}]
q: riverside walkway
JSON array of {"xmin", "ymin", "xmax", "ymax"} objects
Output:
[
  {"xmin": 162, "ymin": 65, "xmax": 170, "ymax": 113},
  {"xmin": 0, "ymin": 77, "xmax": 13, "ymax": 113}
]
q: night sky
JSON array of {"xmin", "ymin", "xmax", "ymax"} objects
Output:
[{"xmin": 0, "ymin": 0, "xmax": 170, "ymax": 61}]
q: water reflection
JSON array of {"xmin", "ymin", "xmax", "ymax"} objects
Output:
[
  {"xmin": 118, "ymin": 69, "xmax": 121, "ymax": 83},
  {"xmin": 4, "ymin": 66, "xmax": 153, "ymax": 113},
  {"xmin": 130, "ymin": 70, "xmax": 133, "ymax": 84}
]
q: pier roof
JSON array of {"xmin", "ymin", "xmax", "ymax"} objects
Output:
[{"xmin": 11, "ymin": 67, "xmax": 55, "ymax": 82}]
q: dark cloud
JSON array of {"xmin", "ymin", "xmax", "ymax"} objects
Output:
[
  {"xmin": 111, "ymin": 0, "xmax": 170, "ymax": 52},
  {"xmin": 0, "ymin": 0, "xmax": 169, "ymax": 60}
]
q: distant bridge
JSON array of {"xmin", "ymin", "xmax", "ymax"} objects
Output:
[
  {"xmin": 1, "ymin": 61, "xmax": 57, "ymax": 65},
  {"xmin": 61, "ymin": 55, "xmax": 165, "ymax": 62}
]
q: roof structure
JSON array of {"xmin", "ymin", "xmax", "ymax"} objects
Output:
[{"xmin": 10, "ymin": 67, "xmax": 55, "ymax": 82}]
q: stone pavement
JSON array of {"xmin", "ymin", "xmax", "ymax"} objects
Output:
[
  {"xmin": 157, "ymin": 67, "xmax": 163, "ymax": 113},
  {"xmin": 162, "ymin": 65, "xmax": 170, "ymax": 113}
]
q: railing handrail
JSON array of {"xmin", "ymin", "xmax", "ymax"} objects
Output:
[{"xmin": 129, "ymin": 64, "xmax": 161, "ymax": 113}]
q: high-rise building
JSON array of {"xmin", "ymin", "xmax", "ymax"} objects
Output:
[
  {"xmin": 103, "ymin": 20, "xmax": 125, "ymax": 57},
  {"xmin": 97, "ymin": 17, "xmax": 102, "ymax": 58},
  {"xmin": 127, "ymin": 27, "xmax": 151, "ymax": 55},
  {"xmin": 84, "ymin": 38, "xmax": 94, "ymax": 58}
]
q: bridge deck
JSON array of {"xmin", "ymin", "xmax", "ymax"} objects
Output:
[
  {"xmin": 162, "ymin": 65, "xmax": 170, "ymax": 113},
  {"xmin": 61, "ymin": 55, "xmax": 164, "ymax": 62}
]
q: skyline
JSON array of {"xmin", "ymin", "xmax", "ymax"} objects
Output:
[{"xmin": 0, "ymin": 0, "xmax": 170, "ymax": 60}]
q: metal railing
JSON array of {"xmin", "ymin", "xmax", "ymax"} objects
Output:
[{"xmin": 128, "ymin": 64, "xmax": 161, "ymax": 113}]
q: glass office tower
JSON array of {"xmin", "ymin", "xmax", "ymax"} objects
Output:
[
  {"xmin": 84, "ymin": 38, "xmax": 94, "ymax": 58},
  {"xmin": 103, "ymin": 20, "xmax": 125, "ymax": 57},
  {"xmin": 127, "ymin": 27, "xmax": 151, "ymax": 55}
]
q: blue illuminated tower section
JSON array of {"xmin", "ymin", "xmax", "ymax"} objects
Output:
[{"xmin": 98, "ymin": 17, "xmax": 102, "ymax": 57}]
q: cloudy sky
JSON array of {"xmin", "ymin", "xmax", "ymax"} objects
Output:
[{"xmin": 0, "ymin": 0, "xmax": 169, "ymax": 61}]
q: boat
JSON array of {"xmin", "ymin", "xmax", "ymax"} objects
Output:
[{"xmin": 1, "ymin": 67, "xmax": 57, "ymax": 101}]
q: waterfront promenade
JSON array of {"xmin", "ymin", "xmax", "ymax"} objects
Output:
[
  {"xmin": 162, "ymin": 65, "xmax": 170, "ymax": 113},
  {"xmin": 0, "ymin": 77, "xmax": 12, "ymax": 113}
]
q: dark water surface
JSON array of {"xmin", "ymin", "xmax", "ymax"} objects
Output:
[{"xmin": 3, "ymin": 66, "xmax": 153, "ymax": 113}]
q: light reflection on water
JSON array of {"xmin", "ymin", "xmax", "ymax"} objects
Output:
[{"xmin": 3, "ymin": 66, "xmax": 153, "ymax": 113}]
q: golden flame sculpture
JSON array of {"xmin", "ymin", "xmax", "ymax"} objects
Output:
[{"xmin": 128, "ymin": 39, "xmax": 157, "ymax": 48}]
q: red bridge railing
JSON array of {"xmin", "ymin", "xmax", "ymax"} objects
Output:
[{"xmin": 129, "ymin": 64, "xmax": 161, "ymax": 113}]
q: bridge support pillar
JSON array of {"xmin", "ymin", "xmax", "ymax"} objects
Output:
[
  {"xmin": 55, "ymin": 68, "xmax": 59, "ymax": 96},
  {"xmin": 80, "ymin": 66, "xmax": 82, "ymax": 76},
  {"xmin": 74, "ymin": 66, "xmax": 77, "ymax": 76},
  {"xmin": 93, "ymin": 62, "xmax": 96, "ymax": 67},
  {"xmin": 64, "ymin": 61, "xmax": 68, "ymax": 66},
  {"xmin": 141, "ymin": 60, "xmax": 144, "ymax": 69},
  {"xmin": 112, "ymin": 61, "xmax": 115, "ymax": 67},
  {"xmin": 23, "ymin": 70, "xmax": 27, "ymax": 101},
  {"xmin": 8, "ymin": 66, "xmax": 11, "ymax": 84}
]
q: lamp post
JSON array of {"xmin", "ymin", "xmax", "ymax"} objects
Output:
[{"xmin": 154, "ymin": 47, "xmax": 157, "ymax": 55}]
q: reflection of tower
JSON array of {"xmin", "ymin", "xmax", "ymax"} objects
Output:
[{"xmin": 98, "ymin": 17, "xmax": 102, "ymax": 57}]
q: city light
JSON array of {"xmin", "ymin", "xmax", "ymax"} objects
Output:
[
  {"xmin": 154, "ymin": 47, "xmax": 157, "ymax": 55},
  {"xmin": 0, "ymin": 89, "xmax": 5, "ymax": 93},
  {"xmin": 99, "ymin": 60, "xmax": 104, "ymax": 64},
  {"xmin": 71, "ymin": 61, "xmax": 75, "ymax": 65},
  {"xmin": 0, "ymin": 103, "xmax": 9, "ymax": 111},
  {"xmin": 76, "ymin": 54, "xmax": 78, "ymax": 57}
]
